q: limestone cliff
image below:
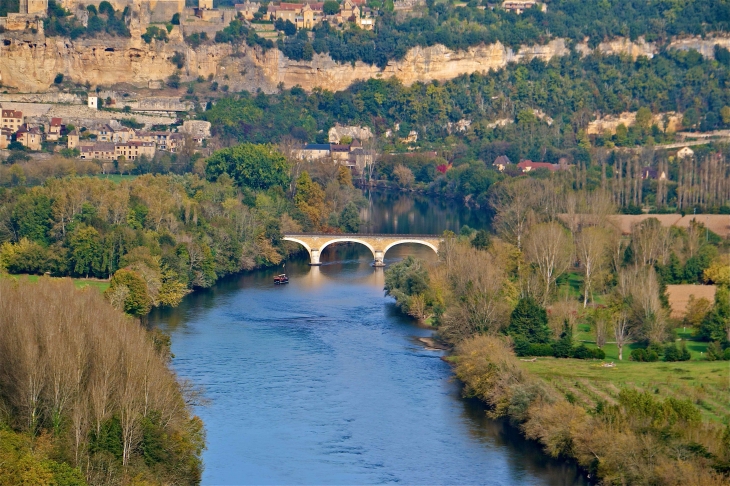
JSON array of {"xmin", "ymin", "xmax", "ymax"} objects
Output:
[
  {"xmin": 1, "ymin": 31, "xmax": 728, "ymax": 94},
  {"xmin": 0, "ymin": 34, "xmax": 181, "ymax": 92}
]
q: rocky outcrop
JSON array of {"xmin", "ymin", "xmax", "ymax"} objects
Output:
[
  {"xmin": 586, "ymin": 111, "xmax": 683, "ymax": 135},
  {"xmin": 328, "ymin": 124, "xmax": 373, "ymax": 143},
  {"xmin": 1, "ymin": 31, "xmax": 729, "ymax": 94},
  {"xmin": 0, "ymin": 34, "xmax": 181, "ymax": 92},
  {"xmin": 668, "ymin": 36, "xmax": 730, "ymax": 59}
]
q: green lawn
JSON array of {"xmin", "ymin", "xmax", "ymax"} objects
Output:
[
  {"xmin": 527, "ymin": 357, "xmax": 730, "ymax": 422},
  {"xmin": 94, "ymin": 174, "xmax": 138, "ymax": 183},
  {"xmin": 557, "ymin": 272, "xmax": 607, "ymax": 305},
  {"xmin": 2, "ymin": 273, "xmax": 109, "ymax": 292}
]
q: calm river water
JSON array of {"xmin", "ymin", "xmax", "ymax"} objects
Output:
[{"xmin": 149, "ymin": 191, "xmax": 586, "ymax": 485}]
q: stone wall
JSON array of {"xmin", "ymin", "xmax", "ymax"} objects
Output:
[
  {"xmin": 0, "ymin": 101, "xmax": 176, "ymax": 129},
  {"xmin": 0, "ymin": 92, "xmax": 84, "ymax": 104}
]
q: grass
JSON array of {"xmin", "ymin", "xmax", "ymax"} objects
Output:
[
  {"xmin": 550, "ymin": 320, "xmax": 729, "ymax": 422},
  {"xmin": 94, "ymin": 174, "xmax": 137, "ymax": 183},
  {"xmin": 527, "ymin": 357, "xmax": 730, "ymax": 422},
  {"xmin": 556, "ymin": 272, "xmax": 607, "ymax": 305},
  {"xmin": 2, "ymin": 273, "xmax": 109, "ymax": 292}
]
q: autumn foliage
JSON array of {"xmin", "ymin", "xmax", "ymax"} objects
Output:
[
  {"xmin": 452, "ymin": 335, "xmax": 730, "ymax": 485},
  {"xmin": 0, "ymin": 278, "xmax": 205, "ymax": 484}
]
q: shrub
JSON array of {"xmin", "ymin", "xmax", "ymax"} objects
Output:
[
  {"xmin": 706, "ymin": 341, "xmax": 725, "ymax": 361},
  {"xmin": 54, "ymin": 73, "xmax": 64, "ymax": 84},
  {"xmin": 664, "ymin": 342, "xmax": 690, "ymax": 361},
  {"xmin": 552, "ymin": 320, "xmax": 573, "ymax": 358},
  {"xmin": 631, "ymin": 347, "xmax": 659, "ymax": 362},
  {"xmin": 530, "ymin": 343, "xmax": 555, "ymax": 356},
  {"xmin": 572, "ymin": 344, "xmax": 605, "ymax": 359}
]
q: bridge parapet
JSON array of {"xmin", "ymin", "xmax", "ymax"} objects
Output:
[{"xmin": 282, "ymin": 233, "xmax": 443, "ymax": 266}]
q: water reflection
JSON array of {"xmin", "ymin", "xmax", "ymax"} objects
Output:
[{"xmin": 360, "ymin": 190, "xmax": 490, "ymax": 235}]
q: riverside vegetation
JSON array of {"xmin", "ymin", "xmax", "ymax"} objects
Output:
[
  {"xmin": 384, "ymin": 177, "xmax": 730, "ymax": 484},
  {"xmin": 0, "ymin": 277, "xmax": 205, "ymax": 485},
  {"xmin": 0, "ymin": 144, "xmax": 364, "ymax": 483},
  {"xmin": 0, "ymin": 143, "xmax": 364, "ymax": 318}
]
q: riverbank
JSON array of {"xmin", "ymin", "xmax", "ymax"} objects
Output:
[{"xmin": 448, "ymin": 335, "xmax": 730, "ymax": 485}]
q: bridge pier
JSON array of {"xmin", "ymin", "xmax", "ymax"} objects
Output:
[
  {"xmin": 309, "ymin": 249, "xmax": 321, "ymax": 266},
  {"xmin": 373, "ymin": 250, "xmax": 385, "ymax": 267}
]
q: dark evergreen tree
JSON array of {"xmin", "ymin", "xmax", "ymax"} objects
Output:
[
  {"xmin": 552, "ymin": 320, "xmax": 573, "ymax": 358},
  {"xmin": 506, "ymin": 297, "xmax": 551, "ymax": 344}
]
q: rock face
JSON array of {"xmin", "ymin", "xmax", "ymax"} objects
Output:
[
  {"xmin": 1, "ymin": 32, "xmax": 729, "ymax": 94},
  {"xmin": 328, "ymin": 124, "xmax": 373, "ymax": 143},
  {"xmin": 0, "ymin": 34, "xmax": 180, "ymax": 92},
  {"xmin": 586, "ymin": 111, "xmax": 684, "ymax": 135}
]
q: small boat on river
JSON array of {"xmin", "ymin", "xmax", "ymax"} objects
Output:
[{"xmin": 274, "ymin": 274, "xmax": 289, "ymax": 285}]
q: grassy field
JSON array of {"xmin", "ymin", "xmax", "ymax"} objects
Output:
[
  {"xmin": 94, "ymin": 174, "xmax": 138, "ymax": 183},
  {"xmin": 527, "ymin": 357, "xmax": 730, "ymax": 422},
  {"xmin": 2, "ymin": 273, "xmax": 109, "ymax": 292}
]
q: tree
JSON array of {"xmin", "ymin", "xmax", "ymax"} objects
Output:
[
  {"xmin": 283, "ymin": 19, "xmax": 296, "ymax": 36},
  {"xmin": 611, "ymin": 268, "xmax": 640, "ymax": 360},
  {"xmin": 523, "ymin": 222, "xmax": 574, "ymax": 306},
  {"xmin": 384, "ymin": 256, "xmax": 433, "ymax": 320},
  {"xmin": 704, "ymin": 256, "xmax": 730, "ymax": 286},
  {"xmin": 105, "ymin": 268, "xmax": 152, "ymax": 318},
  {"xmin": 490, "ymin": 178, "xmax": 538, "ymax": 251},
  {"xmin": 576, "ymin": 226, "xmax": 609, "ymax": 307},
  {"xmin": 323, "ymin": 0, "xmax": 340, "ymax": 15},
  {"xmin": 471, "ymin": 230, "xmax": 491, "ymax": 250},
  {"xmin": 205, "ymin": 143, "xmax": 291, "ymax": 190},
  {"xmin": 294, "ymin": 171, "xmax": 326, "ymax": 229},
  {"xmin": 699, "ymin": 286, "xmax": 730, "ymax": 343},
  {"xmin": 12, "ymin": 192, "xmax": 53, "ymax": 245},
  {"xmin": 507, "ymin": 296, "xmax": 551, "ymax": 344},
  {"xmin": 166, "ymin": 72, "xmax": 180, "ymax": 89},
  {"xmin": 721, "ymin": 106, "xmax": 730, "ymax": 125},
  {"xmin": 171, "ymin": 51, "xmax": 185, "ymax": 69},
  {"xmin": 392, "ymin": 164, "xmax": 414, "ymax": 188},
  {"xmin": 336, "ymin": 165, "xmax": 353, "ymax": 188},
  {"xmin": 553, "ymin": 320, "xmax": 573, "ymax": 358},
  {"xmin": 683, "ymin": 295, "xmax": 712, "ymax": 331},
  {"xmin": 635, "ymin": 106, "xmax": 652, "ymax": 130},
  {"xmin": 54, "ymin": 73, "xmax": 64, "ymax": 84},
  {"xmin": 68, "ymin": 224, "xmax": 103, "ymax": 278},
  {"xmin": 98, "ymin": 0, "xmax": 114, "ymax": 15},
  {"xmin": 339, "ymin": 202, "xmax": 360, "ymax": 233}
]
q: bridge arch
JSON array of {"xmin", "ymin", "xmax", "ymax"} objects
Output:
[
  {"xmin": 283, "ymin": 234, "xmax": 443, "ymax": 266},
  {"xmin": 382, "ymin": 239, "xmax": 439, "ymax": 257},
  {"xmin": 281, "ymin": 237, "xmax": 312, "ymax": 254},
  {"xmin": 319, "ymin": 238, "xmax": 377, "ymax": 260}
]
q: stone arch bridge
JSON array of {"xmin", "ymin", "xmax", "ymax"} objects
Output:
[{"xmin": 282, "ymin": 233, "xmax": 443, "ymax": 266}]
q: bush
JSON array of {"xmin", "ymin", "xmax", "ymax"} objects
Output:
[
  {"xmin": 664, "ymin": 342, "xmax": 691, "ymax": 362},
  {"xmin": 54, "ymin": 73, "xmax": 64, "ymax": 84},
  {"xmin": 572, "ymin": 344, "xmax": 605, "ymax": 359},
  {"xmin": 552, "ymin": 321, "xmax": 573, "ymax": 358},
  {"xmin": 630, "ymin": 347, "xmax": 660, "ymax": 362},
  {"xmin": 706, "ymin": 341, "xmax": 726, "ymax": 361},
  {"xmin": 513, "ymin": 336, "xmax": 553, "ymax": 357},
  {"xmin": 531, "ymin": 343, "xmax": 555, "ymax": 356}
]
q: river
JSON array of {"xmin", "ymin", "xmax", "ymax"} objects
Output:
[{"xmin": 148, "ymin": 191, "xmax": 587, "ymax": 485}]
